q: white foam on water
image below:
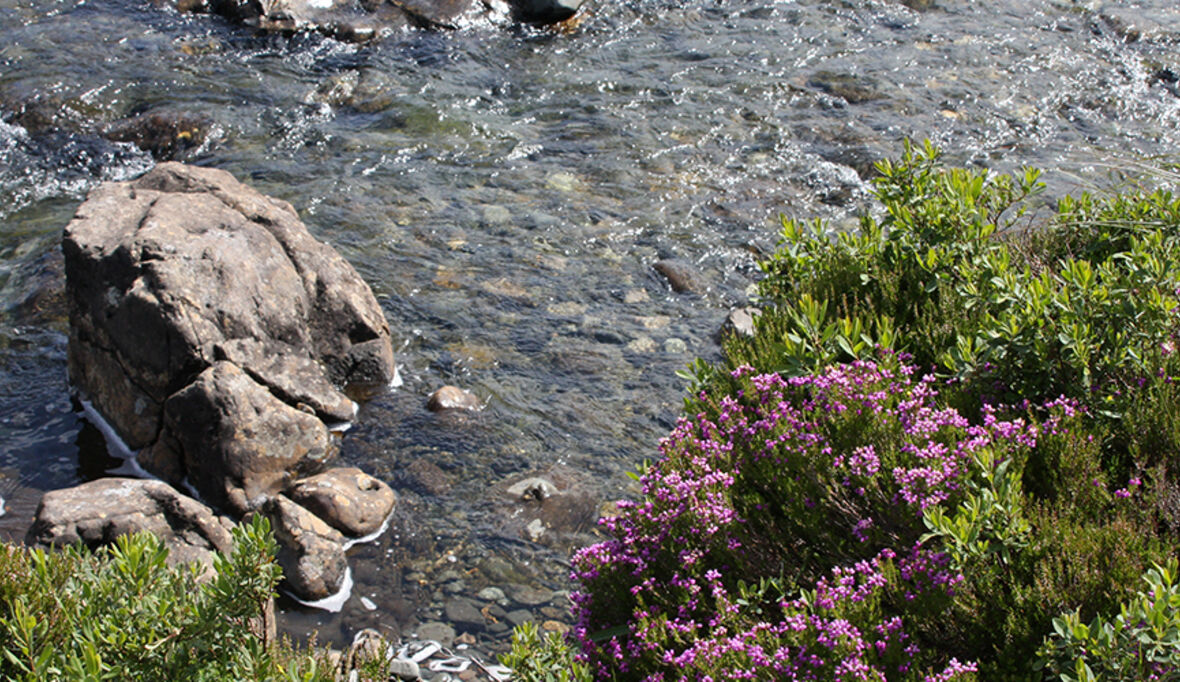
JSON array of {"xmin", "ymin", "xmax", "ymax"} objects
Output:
[
  {"xmin": 77, "ymin": 397, "xmax": 165, "ymax": 481},
  {"xmin": 343, "ymin": 508, "xmax": 394, "ymax": 550},
  {"xmin": 285, "ymin": 566, "xmax": 353, "ymax": 612},
  {"xmin": 79, "ymin": 398, "xmax": 136, "ymax": 460}
]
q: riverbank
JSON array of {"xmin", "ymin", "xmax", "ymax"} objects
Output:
[{"xmin": 533, "ymin": 143, "xmax": 1180, "ymax": 679}]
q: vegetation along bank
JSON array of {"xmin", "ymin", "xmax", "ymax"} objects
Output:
[{"xmin": 4, "ymin": 143, "xmax": 1180, "ymax": 680}]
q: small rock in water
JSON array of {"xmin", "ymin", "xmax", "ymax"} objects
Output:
[
  {"xmin": 360, "ymin": 596, "xmax": 377, "ymax": 611},
  {"xmin": 807, "ymin": 70, "xmax": 885, "ymax": 104},
  {"xmin": 509, "ymin": 585, "xmax": 554, "ymax": 606},
  {"xmin": 524, "ymin": 518, "xmax": 546, "ymax": 542},
  {"xmin": 401, "ymin": 458, "xmax": 453, "ymax": 496},
  {"xmin": 427, "ymin": 386, "xmax": 481, "ymax": 412},
  {"xmin": 414, "ymin": 622, "xmax": 456, "ymax": 648},
  {"xmin": 653, "ymin": 259, "xmax": 708, "ymax": 294},
  {"xmin": 545, "ymin": 172, "xmax": 580, "ymax": 193},
  {"xmin": 444, "ymin": 598, "xmax": 486, "ymax": 633},
  {"xmin": 664, "ymin": 338, "xmax": 688, "ymax": 354},
  {"xmin": 477, "ymin": 586, "xmax": 506, "ymax": 601},
  {"xmin": 718, "ymin": 307, "xmax": 762, "ymax": 340},
  {"xmin": 506, "ymin": 477, "xmax": 558, "ymax": 501},
  {"xmin": 482, "ymin": 205, "xmax": 512, "ymax": 225},
  {"xmin": 623, "ymin": 289, "xmax": 649, "ymax": 304}
]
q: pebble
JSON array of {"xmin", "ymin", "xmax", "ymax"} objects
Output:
[
  {"xmin": 664, "ymin": 338, "xmax": 688, "ymax": 354},
  {"xmin": 509, "ymin": 585, "xmax": 554, "ymax": 606},
  {"xmin": 719, "ymin": 307, "xmax": 761, "ymax": 339},
  {"xmin": 427, "ymin": 386, "xmax": 481, "ymax": 412},
  {"xmin": 623, "ymin": 288, "xmax": 649, "ymax": 303},
  {"xmin": 445, "ymin": 598, "xmax": 487, "ymax": 633},
  {"xmin": 653, "ymin": 259, "xmax": 708, "ymax": 294},
  {"xmin": 482, "ymin": 205, "xmax": 512, "ymax": 225},
  {"xmin": 506, "ymin": 477, "xmax": 558, "ymax": 501},
  {"xmin": 546, "ymin": 172, "xmax": 579, "ymax": 192},
  {"xmin": 414, "ymin": 622, "xmax": 456, "ymax": 648},
  {"xmin": 477, "ymin": 586, "xmax": 506, "ymax": 601},
  {"xmin": 506, "ymin": 609, "xmax": 535, "ymax": 627},
  {"xmin": 525, "ymin": 519, "xmax": 546, "ymax": 542}
]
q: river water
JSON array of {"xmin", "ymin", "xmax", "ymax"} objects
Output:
[{"xmin": 1, "ymin": 0, "xmax": 1178, "ymax": 659}]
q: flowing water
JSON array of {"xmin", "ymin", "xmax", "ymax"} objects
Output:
[{"xmin": 1, "ymin": 0, "xmax": 1179, "ymax": 659}]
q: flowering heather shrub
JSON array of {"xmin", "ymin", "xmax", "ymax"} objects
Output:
[{"xmin": 570, "ymin": 359, "xmax": 1039, "ymax": 680}]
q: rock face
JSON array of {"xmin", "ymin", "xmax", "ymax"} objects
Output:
[
  {"xmin": 153, "ymin": 361, "xmax": 335, "ymax": 515},
  {"xmin": 176, "ymin": 0, "xmax": 585, "ymax": 42},
  {"xmin": 288, "ymin": 467, "xmax": 395, "ymax": 537},
  {"xmin": 61, "ymin": 162, "xmax": 398, "ymax": 600},
  {"xmin": 264, "ymin": 495, "xmax": 349, "ymax": 601},
  {"xmin": 27, "ymin": 478, "xmax": 234, "ymax": 570}
]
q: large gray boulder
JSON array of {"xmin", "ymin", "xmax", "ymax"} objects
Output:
[
  {"xmin": 26, "ymin": 478, "xmax": 234, "ymax": 570},
  {"xmin": 62, "ymin": 162, "xmax": 398, "ymax": 602},
  {"xmin": 64, "ymin": 162, "xmax": 394, "ymax": 490}
]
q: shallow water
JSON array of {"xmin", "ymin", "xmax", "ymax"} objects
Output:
[{"xmin": 1, "ymin": 0, "xmax": 1179, "ymax": 656}]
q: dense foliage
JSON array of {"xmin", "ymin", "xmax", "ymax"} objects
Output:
[
  {"xmin": 507, "ymin": 143, "xmax": 1180, "ymax": 680},
  {"xmin": 0, "ymin": 517, "xmax": 350, "ymax": 681}
]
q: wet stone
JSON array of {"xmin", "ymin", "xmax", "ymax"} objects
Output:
[
  {"xmin": 653, "ymin": 259, "xmax": 708, "ymax": 294},
  {"xmin": 719, "ymin": 307, "xmax": 762, "ymax": 340},
  {"xmin": 401, "ymin": 458, "xmax": 453, "ymax": 496},
  {"xmin": 427, "ymin": 385, "xmax": 481, "ymax": 412},
  {"xmin": 807, "ymin": 71, "xmax": 885, "ymax": 104},
  {"xmin": 664, "ymin": 338, "xmax": 688, "ymax": 354},
  {"xmin": 540, "ymin": 606, "xmax": 566, "ymax": 619},
  {"xmin": 414, "ymin": 622, "xmax": 456, "ymax": 648},
  {"xmin": 482, "ymin": 205, "xmax": 512, "ymax": 225},
  {"xmin": 444, "ymin": 598, "xmax": 486, "ymax": 633},
  {"xmin": 509, "ymin": 585, "xmax": 553, "ymax": 606},
  {"xmin": 506, "ymin": 477, "xmax": 558, "ymax": 501},
  {"xmin": 477, "ymin": 586, "xmax": 506, "ymax": 601},
  {"xmin": 505, "ymin": 609, "xmax": 534, "ymax": 627}
]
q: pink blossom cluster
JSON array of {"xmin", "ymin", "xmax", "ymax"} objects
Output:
[{"xmin": 568, "ymin": 360, "xmax": 1033, "ymax": 679}]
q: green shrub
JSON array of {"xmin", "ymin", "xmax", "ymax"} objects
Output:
[
  {"xmin": 501, "ymin": 621, "xmax": 590, "ymax": 682},
  {"xmin": 0, "ymin": 516, "xmax": 333, "ymax": 681},
  {"xmin": 1037, "ymin": 560, "xmax": 1180, "ymax": 681},
  {"xmin": 729, "ymin": 140, "xmax": 1180, "ymax": 417}
]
